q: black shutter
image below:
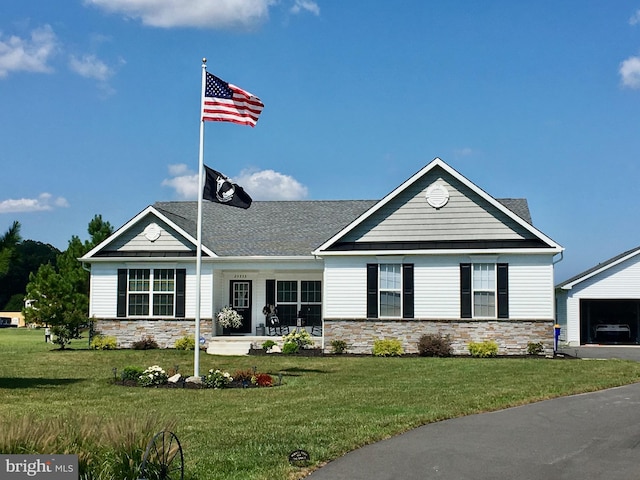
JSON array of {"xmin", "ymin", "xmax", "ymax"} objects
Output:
[
  {"xmin": 460, "ymin": 263, "xmax": 472, "ymax": 318},
  {"xmin": 402, "ymin": 263, "xmax": 414, "ymax": 319},
  {"xmin": 266, "ymin": 279, "xmax": 276, "ymax": 307},
  {"xmin": 175, "ymin": 269, "xmax": 186, "ymax": 318},
  {"xmin": 497, "ymin": 263, "xmax": 509, "ymax": 318},
  {"xmin": 117, "ymin": 269, "xmax": 127, "ymax": 317},
  {"xmin": 366, "ymin": 264, "xmax": 378, "ymax": 319}
]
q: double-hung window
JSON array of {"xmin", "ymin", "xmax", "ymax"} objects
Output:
[
  {"xmin": 379, "ymin": 264, "xmax": 402, "ymax": 317},
  {"xmin": 461, "ymin": 263, "xmax": 508, "ymax": 319},
  {"xmin": 276, "ymin": 280, "xmax": 298, "ymax": 325},
  {"xmin": 367, "ymin": 263, "xmax": 414, "ymax": 319},
  {"xmin": 117, "ymin": 268, "xmax": 186, "ymax": 318},
  {"xmin": 152, "ymin": 269, "xmax": 175, "ymax": 316},
  {"xmin": 472, "ymin": 264, "xmax": 495, "ymax": 317}
]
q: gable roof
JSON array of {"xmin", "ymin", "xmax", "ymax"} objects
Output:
[
  {"xmin": 84, "ymin": 158, "xmax": 560, "ymax": 260},
  {"xmin": 155, "ymin": 200, "xmax": 377, "ymax": 256},
  {"xmin": 556, "ymin": 245, "xmax": 640, "ymax": 290},
  {"xmin": 314, "ymin": 158, "xmax": 562, "ymax": 255}
]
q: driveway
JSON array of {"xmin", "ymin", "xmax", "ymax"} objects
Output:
[
  {"xmin": 559, "ymin": 345, "xmax": 640, "ymax": 361},
  {"xmin": 307, "ymin": 371, "xmax": 640, "ymax": 479}
]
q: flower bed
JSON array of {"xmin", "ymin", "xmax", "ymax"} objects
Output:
[{"xmin": 113, "ymin": 365, "xmax": 277, "ymax": 389}]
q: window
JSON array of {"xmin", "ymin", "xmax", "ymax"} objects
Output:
[
  {"xmin": 301, "ymin": 280, "xmax": 322, "ymax": 326},
  {"xmin": 367, "ymin": 263, "xmax": 414, "ymax": 319},
  {"xmin": 271, "ymin": 280, "xmax": 321, "ymax": 327},
  {"xmin": 461, "ymin": 263, "xmax": 508, "ymax": 319},
  {"xmin": 117, "ymin": 268, "xmax": 185, "ymax": 318},
  {"xmin": 379, "ymin": 264, "xmax": 401, "ymax": 317},
  {"xmin": 473, "ymin": 264, "xmax": 495, "ymax": 317},
  {"xmin": 152, "ymin": 269, "xmax": 175, "ymax": 316},
  {"xmin": 128, "ymin": 269, "xmax": 150, "ymax": 316}
]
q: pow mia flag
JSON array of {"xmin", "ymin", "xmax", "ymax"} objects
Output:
[{"xmin": 203, "ymin": 165, "xmax": 252, "ymax": 209}]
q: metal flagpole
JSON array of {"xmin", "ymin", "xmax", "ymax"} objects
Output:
[{"xmin": 194, "ymin": 58, "xmax": 207, "ymax": 378}]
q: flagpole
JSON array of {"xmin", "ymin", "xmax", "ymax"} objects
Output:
[{"xmin": 194, "ymin": 58, "xmax": 207, "ymax": 378}]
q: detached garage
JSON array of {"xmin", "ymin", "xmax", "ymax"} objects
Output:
[{"xmin": 556, "ymin": 246, "xmax": 640, "ymax": 346}]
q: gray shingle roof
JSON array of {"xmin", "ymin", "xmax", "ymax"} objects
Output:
[
  {"xmin": 154, "ymin": 200, "xmax": 377, "ymax": 256},
  {"xmin": 154, "ymin": 197, "xmax": 532, "ymax": 257},
  {"xmin": 496, "ymin": 198, "xmax": 532, "ymax": 224}
]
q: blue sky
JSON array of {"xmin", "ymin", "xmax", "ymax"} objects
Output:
[{"xmin": 1, "ymin": 1, "xmax": 640, "ymax": 282}]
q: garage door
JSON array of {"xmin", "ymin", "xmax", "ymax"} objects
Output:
[{"xmin": 580, "ymin": 299, "xmax": 640, "ymax": 345}]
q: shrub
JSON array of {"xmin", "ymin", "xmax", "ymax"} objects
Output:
[
  {"xmin": 261, "ymin": 340, "xmax": 277, "ymax": 350},
  {"xmin": 203, "ymin": 369, "xmax": 233, "ymax": 389},
  {"xmin": 372, "ymin": 338, "xmax": 404, "ymax": 357},
  {"xmin": 282, "ymin": 330, "xmax": 315, "ymax": 349},
  {"xmin": 417, "ymin": 333, "xmax": 452, "ymax": 357},
  {"xmin": 282, "ymin": 342, "xmax": 300, "ymax": 355},
  {"xmin": 132, "ymin": 336, "xmax": 159, "ymax": 350},
  {"xmin": 527, "ymin": 341, "xmax": 544, "ymax": 355},
  {"xmin": 468, "ymin": 340, "xmax": 499, "ymax": 358},
  {"xmin": 330, "ymin": 339, "xmax": 348, "ymax": 354},
  {"xmin": 174, "ymin": 335, "xmax": 196, "ymax": 350},
  {"xmin": 233, "ymin": 369, "xmax": 255, "ymax": 382},
  {"xmin": 253, "ymin": 373, "xmax": 273, "ymax": 387},
  {"xmin": 90, "ymin": 334, "xmax": 117, "ymax": 350},
  {"xmin": 121, "ymin": 366, "xmax": 144, "ymax": 383},
  {"xmin": 138, "ymin": 365, "xmax": 168, "ymax": 387}
]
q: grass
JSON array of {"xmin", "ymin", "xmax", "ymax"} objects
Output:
[{"xmin": 2, "ymin": 328, "xmax": 640, "ymax": 479}]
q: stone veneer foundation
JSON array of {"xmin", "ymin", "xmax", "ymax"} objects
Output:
[
  {"xmin": 324, "ymin": 319, "xmax": 555, "ymax": 356},
  {"xmin": 92, "ymin": 319, "xmax": 214, "ymax": 349}
]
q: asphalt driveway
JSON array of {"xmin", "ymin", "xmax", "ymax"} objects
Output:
[{"xmin": 307, "ymin": 354, "xmax": 640, "ymax": 480}]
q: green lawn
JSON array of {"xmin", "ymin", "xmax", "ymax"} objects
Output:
[{"xmin": 2, "ymin": 328, "xmax": 640, "ymax": 479}]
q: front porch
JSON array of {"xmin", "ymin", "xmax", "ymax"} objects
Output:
[{"xmin": 206, "ymin": 335, "xmax": 324, "ymax": 356}]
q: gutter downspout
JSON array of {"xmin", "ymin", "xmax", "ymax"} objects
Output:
[{"xmin": 552, "ymin": 251, "xmax": 564, "ymax": 354}]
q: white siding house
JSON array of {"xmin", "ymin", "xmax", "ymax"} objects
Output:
[
  {"xmin": 82, "ymin": 158, "xmax": 563, "ymax": 354},
  {"xmin": 556, "ymin": 246, "xmax": 640, "ymax": 346}
]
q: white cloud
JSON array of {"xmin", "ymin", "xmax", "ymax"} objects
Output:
[
  {"xmin": 161, "ymin": 164, "xmax": 199, "ymax": 200},
  {"xmin": 453, "ymin": 147, "xmax": 474, "ymax": 157},
  {"xmin": 290, "ymin": 0, "xmax": 320, "ymax": 16},
  {"xmin": 0, "ymin": 193, "xmax": 69, "ymax": 213},
  {"xmin": 630, "ymin": 9, "xmax": 640, "ymax": 25},
  {"xmin": 84, "ymin": 0, "xmax": 277, "ymax": 29},
  {"xmin": 620, "ymin": 55, "xmax": 640, "ymax": 89},
  {"xmin": 235, "ymin": 168, "xmax": 308, "ymax": 200},
  {"xmin": 161, "ymin": 164, "xmax": 308, "ymax": 201},
  {"xmin": 68, "ymin": 54, "xmax": 113, "ymax": 81},
  {"xmin": 0, "ymin": 25, "xmax": 58, "ymax": 78}
]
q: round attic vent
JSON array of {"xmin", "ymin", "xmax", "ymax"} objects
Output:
[
  {"xmin": 144, "ymin": 223, "xmax": 162, "ymax": 242},
  {"xmin": 425, "ymin": 183, "xmax": 449, "ymax": 209}
]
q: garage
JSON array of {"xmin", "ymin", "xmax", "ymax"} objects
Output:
[
  {"xmin": 579, "ymin": 299, "xmax": 640, "ymax": 345},
  {"xmin": 556, "ymin": 246, "xmax": 640, "ymax": 347}
]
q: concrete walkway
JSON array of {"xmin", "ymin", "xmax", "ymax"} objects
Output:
[{"xmin": 307, "ymin": 352, "xmax": 640, "ymax": 480}]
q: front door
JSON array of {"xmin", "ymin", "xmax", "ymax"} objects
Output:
[{"xmin": 230, "ymin": 280, "xmax": 252, "ymax": 334}]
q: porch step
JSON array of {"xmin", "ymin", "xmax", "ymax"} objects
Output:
[{"xmin": 206, "ymin": 336, "xmax": 262, "ymax": 356}]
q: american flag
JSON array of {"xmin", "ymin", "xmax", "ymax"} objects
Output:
[{"xmin": 202, "ymin": 72, "xmax": 264, "ymax": 127}]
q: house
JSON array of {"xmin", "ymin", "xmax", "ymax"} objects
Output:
[
  {"xmin": 556, "ymin": 246, "xmax": 640, "ymax": 346},
  {"xmin": 81, "ymin": 158, "xmax": 563, "ymax": 355}
]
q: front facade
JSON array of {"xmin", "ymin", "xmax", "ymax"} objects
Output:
[
  {"xmin": 82, "ymin": 158, "xmax": 563, "ymax": 355},
  {"xmin": 556, "ymin": 246, "xmax": 640, "ymax": 346}
]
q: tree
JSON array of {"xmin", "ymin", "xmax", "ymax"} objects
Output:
[
  {"xmin": 23, "ymin": 215, "xmax": 113, "ymax": 348},
  {"xmin": 0, "ymin": 221, "xmax": 21, "ymax": 277},
  {"xmin": 0, "ymin": 240, "xmax": 59, "ymax": 310},
  {"xmin": 24, "ymin": 263, "xmax": 86, "ymax": 348}
]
